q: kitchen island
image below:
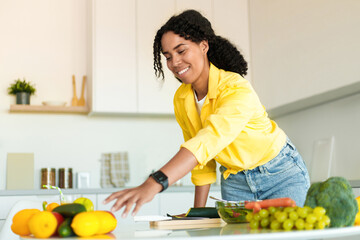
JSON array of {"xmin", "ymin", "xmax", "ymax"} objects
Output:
[{"xmin": 21, "ymin": 222, "xmax": 360, "ymax": 240}]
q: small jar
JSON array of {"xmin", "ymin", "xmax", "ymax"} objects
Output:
[
  {"xmin": 58, "ymin": 168, "xmax": 73, "ymax": 189},
  {"xmin": 41, "ymin": 168, "xmax": 56, "ymax": 188}
]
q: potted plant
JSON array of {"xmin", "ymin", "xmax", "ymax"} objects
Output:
[{"xmin": 8, "ymin": 78, "xmax": 36, "ymax": 105}]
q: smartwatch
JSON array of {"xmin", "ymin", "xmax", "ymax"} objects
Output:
[{"xmin": 150, "ymin": 170, "xmax": 168, "ymax": 192}]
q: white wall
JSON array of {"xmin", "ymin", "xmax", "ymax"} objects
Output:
[
  {"xmin": 0, "ymin": 0, "xmax": 188, "ymax": 190},
  {"xmin": 248, "ymin": 0, "xmax": 360, "ymax": 181},
  {"xmin": 249, "ymin": 0, "xmax": 360, "ymax": 109},
  {"xmin": 274, "ymin": 92, "xmax": 360, "ymax": 181}
]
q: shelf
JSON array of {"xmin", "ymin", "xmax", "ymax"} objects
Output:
[{"xmin": 9, "ymin": 105, "xmax": 90, "ymax": 114}]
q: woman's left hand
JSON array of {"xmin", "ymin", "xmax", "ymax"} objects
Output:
[{"xmin": 103, "ymin": 177, "xmax": 162, "ymax": 218}]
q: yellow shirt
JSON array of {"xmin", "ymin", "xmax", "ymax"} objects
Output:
[{"xmin": 174, "ymin": 63, "xmax": 286, "ymax": 186}]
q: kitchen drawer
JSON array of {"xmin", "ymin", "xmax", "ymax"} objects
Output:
[
  {"xmin": 352, "ymin": 188, "xmax": 360, "ymax": 197},
  {"xmin": 0, "ymin": 220, "xmax": 4, "ymax": 231}
]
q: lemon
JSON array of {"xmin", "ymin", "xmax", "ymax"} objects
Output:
[
  {"xmin": 355, "ymin": 196, "xmax": 360, "ymax": 225},
  {"xmin": 28, "ymin": 211, "xmax": 57, "ymax": 238},
  {"xmin": 93, "ymin": 211, "xmax": 117, "ymax": 234},
  {"xmin": 71, "ymin": 212, "xmax": 100, "ymax": 237},
  {"xmin": 73, "ymin": 197, "xmax": 94, "ymax": 212}
]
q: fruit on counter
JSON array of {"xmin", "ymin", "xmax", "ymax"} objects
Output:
[
  {"xmin": 52, "ymin": 203, "xmax": 86, "ymax": 217},
  {"xmin": 11, "ymin": 208, "xmax": 40, "ymax": 236},
  {"xmin": 28, "ymin": 211, "xmax": 58, "ymax": 238},
  {"xmin": 47, "ymin": 202, "xmax": 60, "ymax": 211},
  {"xmin": 58, "ymin": 218, "xmax": 75, "ymax": 237},
  {"xmin": 73, "ymin": 197, "xmax": 94, "ymax": 211},
  {"xmin": 93, "ymin": 211, "xmax": 117, "ymax": 234},
  {"xmin": 71, "ymin": 212, "xmax": 100, "ymax": 237},
  {"xmin": 304, "ymin": 176, "xmax": 358, "ymax": 228},
  {"xmin": 42, "ymin": 201, "xmax": 60, "ymax": 212},
  {"xmin": 355, "ymin": 196, "xmax": 360, "ymax": 226},
  {"xmin": 248, "ymin": 206, "xmax": 330, "ymax": 230},
  {"xmin": 11, "ymin": 206, "xmax": 117, "ymax": 238}
]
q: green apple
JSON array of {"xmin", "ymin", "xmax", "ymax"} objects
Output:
[{"xmin": 73, "ymin": 197, "xmax": 94, "ymax": 212}]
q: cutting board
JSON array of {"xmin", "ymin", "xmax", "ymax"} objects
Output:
[
  {"xmin": 150, "ymin": 218, "xmax": 225, "ymax": 230},
  {"xmin": 6, "ymin": 153, "xmax": 34, "ymax": 190}
]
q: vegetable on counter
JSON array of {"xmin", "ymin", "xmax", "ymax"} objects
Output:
[
  {"xmin": 186, "ymin": 207, "xmax": 220, "ymax": 218},
  {"xmin": 245, "ymin": 197, "xmax": 296, "ymax": 212},
  {"xmin": 304, "ymin": 176, "xmax": 358, "ymax": 228},
  {"xmin": 52, "ymin": 203, "xmax": 86, "ymax": 218},
  {"xmin": 58, "ymin": 217, "xmax": 75, "ymax": 237}
]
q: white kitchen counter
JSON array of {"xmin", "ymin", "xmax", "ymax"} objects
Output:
[{"xmin": 20, "ymin": 222, "xmax": 360, "ymax": 240}]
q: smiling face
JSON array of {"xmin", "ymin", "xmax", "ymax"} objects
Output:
[{"xmin": 161, "ymin": 31, "xmax": 210, "ymax": 89}]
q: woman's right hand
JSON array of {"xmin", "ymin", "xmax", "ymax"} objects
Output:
[{"xmin": 103, "ymin": 177, "xmax": 162, "ymax": 218}]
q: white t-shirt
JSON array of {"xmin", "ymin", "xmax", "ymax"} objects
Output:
[{"xmin": 194, "ymin": 90, "xmax": 207, "ymax": 115}]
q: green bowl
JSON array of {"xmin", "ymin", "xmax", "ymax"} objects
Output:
[{"xmin": 215, "ymin": 201, "xmax": 252, "ymax": 223}]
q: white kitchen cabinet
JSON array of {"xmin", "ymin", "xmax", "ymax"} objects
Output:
[
  {"xmin": 175, "ymin": 0, "xmax": 213, "ymax": 21},
  {"xmin": 136, "ymin": 0, "xmax": 179, "ymax": 114},
  {"xmin": 92, "ymin": 0, "xmax": 137, "ymax": 113},
  {"xmin": 213, "ymin": 0, "xmax": 252, "ymax": 82}
]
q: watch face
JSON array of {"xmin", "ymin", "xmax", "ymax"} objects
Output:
[{"xmin": 153, "ymin": 171, "xmax": 167, "ymax": 181}]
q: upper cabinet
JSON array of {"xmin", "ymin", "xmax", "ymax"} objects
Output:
[
  {"xmin": 91, "ymin": 0, "xmax": 251, "ymax": 115},
  {"xmin": 92, "ymin": 0, "xmax": 137, "ymax": 113},
  {"xmin": 136, "ymin": 0, "xmax": 179, "ymax": 114}
]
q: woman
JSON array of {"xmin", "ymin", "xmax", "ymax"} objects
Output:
[{"xmin": 104, "ymin": 9, "xmax": 310, "ymax": 218}]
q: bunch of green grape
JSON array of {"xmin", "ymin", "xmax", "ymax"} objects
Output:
[{"xmin": 246, "ymin": 206, "xmax": 331, "ymax": 231}]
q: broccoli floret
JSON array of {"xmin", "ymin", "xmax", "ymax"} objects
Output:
[{"xmin": 304, "ymin": 176, "xmax": 358, "ymax": 228}]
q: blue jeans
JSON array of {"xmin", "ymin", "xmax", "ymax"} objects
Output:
[{"xmin": 220, "ymin": 138, "xmax": 310, "ymax": 207}]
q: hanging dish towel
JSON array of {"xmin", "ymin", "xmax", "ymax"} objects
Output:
[
  {"xmin": 110, "ymin": 152, "xmax": 130, "ymax": 187},
  {"xmin": 100, "ymin": 153, "xmax": 114, "ymax": 188}
]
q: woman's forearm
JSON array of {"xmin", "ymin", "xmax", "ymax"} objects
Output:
[
  {"xmin": 160, "ymin": 147, "xmax": 198, "ymax": 186},
  {"xmin": 194, "ymin": 184, "xmax": 211, "ymax": 207}
]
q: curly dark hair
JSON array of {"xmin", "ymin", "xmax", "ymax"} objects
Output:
[{"xmin": 153, "ymin": 9, "xmax": 248, "ymax": 81}]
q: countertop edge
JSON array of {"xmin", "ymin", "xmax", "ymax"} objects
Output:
[
  {"xmin": 1, "ymin": 180, "xmax": 360, "ymax": 196},
  {"xmin": 0, "ymin": 185, "xmax": 221, "ymax": 196}
]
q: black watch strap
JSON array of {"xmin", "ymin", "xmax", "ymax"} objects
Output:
[{"xmin": 150, "ymin": 170, "xmax": 168, "ymax": 192}]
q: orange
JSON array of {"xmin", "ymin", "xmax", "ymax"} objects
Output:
[
  {"xmin": 11, "ymin": 209, "xmax": 40, "ymax": 236},
  {"xmin": 46, "ymin": 202, "xmax": 60, "ymax": 211},
  {"xmin": 71, "ymin": 212, "xmax": 100, "ymax": 237},
  {"xmin": 93, "ymin": 211, "xmax": 117, "ymax": 234},
  {"xmin": 355, "ymin": 196, "xmax": 360, "ymax": 225},
  {"xmin": 28, "ymin": 211, "xmax": 58, "ymax": 238}
]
